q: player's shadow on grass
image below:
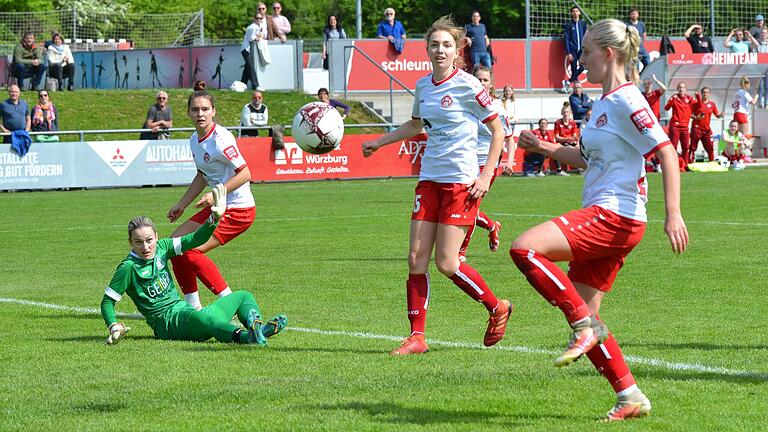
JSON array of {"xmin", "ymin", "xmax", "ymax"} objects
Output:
[
  {"xmin": 322, "ymin": 257, "xmax": 405, "ymax": 262},
  {"xmin": 71, "ymin": 401, "xmax": 127, "ymax": 414},
  {"xmin": 573, "ymin": 369, "xmax": 768, "ymax": 385},
  {"xmin": 622, "ymin": 341, "xmax": 768, "ymax": 351},
  {"xmin": 184, "ymin": 345, "xmax": 383, "ymax": 354},
  {"xmin": 310, "ymin": 401, "xmax": 580, "ymax": 426}
]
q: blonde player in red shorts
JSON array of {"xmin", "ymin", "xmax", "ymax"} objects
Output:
[
  {"xmin": 166, "ymin": 90, "xmax": 256, "ymax": 310},
  {"xmin": 513, "ymin": 19, "xmax": 688, "ymax": 421},
  {"xmin": 456, "ymin": 64, "xmax": 514, "ymax": 262},
  {"xmin": 362, "ymin": 16, "xmax": 512, "ymax": 356},
  {"xmin": 732, "ymin": 76, "xmax": 757, "ymax": 137}
]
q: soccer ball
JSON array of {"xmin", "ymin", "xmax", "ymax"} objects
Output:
[{"xmin": 291, "ymin": 102, "xmax": 344, "ymax": 154}]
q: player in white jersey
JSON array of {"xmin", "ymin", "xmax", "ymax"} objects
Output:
[
  {"xmin": 362, "ymin": 16, "xmax": 512, "ymax": 356},
  {"xmin": 457, "ymin": 65, "xmax": 514, "ymax": 261},
  {"xmin": 166, "ymin": 91, "xmax": 256, "ymax": 310},
  {"xmin": 732, "ymin": 76, "xmax": 757, "ymax": 136},
  {"xmin": 512, "ymin": 19, "xmax": 688, "ymax": 421}
]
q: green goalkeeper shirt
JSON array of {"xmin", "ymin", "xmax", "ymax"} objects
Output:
[{"xmin": 100, "ymin": 219, "xmax": 218, "ymax": 329}]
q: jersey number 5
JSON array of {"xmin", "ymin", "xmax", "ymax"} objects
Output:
[{"xmin": 413, "ymin": 194, "xmax": 422, "ymax": 213}]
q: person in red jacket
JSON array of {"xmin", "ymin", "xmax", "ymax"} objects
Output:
[
  {"xmin": 664, "ymin": 82, "xmax": 694, "ymax": 169},
  {"xmin": 690, "ymin": 87, "xmax": 723, "ymax": 162},
  {"xmin": 642, "ymin": 74, "xmax": 666, "ymax": 120}
]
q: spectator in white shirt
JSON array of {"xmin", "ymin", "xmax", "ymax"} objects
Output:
[
  {"xmin": 271, "ymin": 2, "xmax": 291, "ymax": 42},
  {"xmin": 47, "ymin": 33, "xmax": 75, "ymax": 91}
]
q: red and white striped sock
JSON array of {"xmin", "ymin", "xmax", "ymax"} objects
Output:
[
  {"xmin": 449, "ymin": 262, "xmax": 499, "ymax": 312},
  {"xmin": 586, "ymin": 331, "xmax": 637, "ymax": 393}
]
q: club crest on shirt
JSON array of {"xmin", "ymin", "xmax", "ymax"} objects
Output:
[
  {"xmin": 203, "ymin": 152, "xmax": 210, "ymax": 163},
  {"xmin": 630, "ymin": 108, "xmax": 654, "ymax": 134},
  {"xmin": 596, "ymin": 113, "xmax": 608, "ymax": 128},
  {"xmin": 156, "ymin": 256, "xmax": 165, "ymax": 270},
  {"xmin": 440, "ymin": 95, "xmax": 453, "ymax": 109}
]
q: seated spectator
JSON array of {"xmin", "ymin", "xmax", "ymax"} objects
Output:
[
  {"xmin": 322, "ymin": 15, "xmax": 347, "ymax": 70},
  {"xmin": 552, "ymin": 103, "xmax": 579, "ymax": 176},
  {"xmin": 31, "ymin": 90, "xmax": 59, "ymax": 134},
  {"xmin": 240, "ymin": 91, "xmax": 268, "ymax": 137},
  {"xmin": 12, "ymin": 32, "xmax": 47, "ymax": 91},
  {"xmin": 141, "ymin": 91, "xmax": 173, "ymax": 140},
  {"xmin": 684, "ymin": 24, "xmax": 714, "ymax": 53},
  {"xmin": 0, "ymin": 85, "xmax": 30, "ymax": 144},
  {"xmin": 465, "ymin": 11, "xmax": 492, "ymax": 68},
  {"xmin": 568, "ymin": 81, "xmax": 592, "ymax": 122},
  {"xmin": 500, "ymin": 85, "xmax": 516, "ymax": 124},
  {"xmin": 525, "ymin": 118, "xmax": 552, "ymax": 177},
  {"xmin": 642, "ymin": 73, "xmax": 667, "ymax": 120},
  {"xmin": 724, "ymin": 28, "xmax": 757, "ymax": 53},
  {"xmin": 627, "ymin": 7, "xmax": 650, "ymax": 67},
  {"xmin": 749, "ymin": 14, "xmax": 765, "ymax": 40},
  {"xmin": 317, "ymin": 87, "xmax": 350, "ymax": 119},
  {"xmin": 47, "ymin": 33, "xmax": 75, "ymax": 91},
  {"xmin": 377, "ymin": 8, "xmax": 406, "ymax": 53},
  {"xmin": 271, "ymin": 2, "xmax": 291, "ymax": 42}
]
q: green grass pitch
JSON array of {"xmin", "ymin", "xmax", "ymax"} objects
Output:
[{"xmin": 1, "ymin": 169, "xmax": 766, "ymax": 430}]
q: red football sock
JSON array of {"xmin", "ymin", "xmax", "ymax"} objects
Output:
[
  {"xmin": 185, "ymin": 249, "xmax": 229, "ymax": 295},
  {"xmin": 476, "ymin": 211, "xmax": 494, "ymax": 230},
  {"xmin": 406, "ymin": 273, "xmax": 430, "ymax": 335},
  {"xmin": 449, "ymin": 262, "xmax": 499, "ymax": 312},
  {"xmin": 171, "ymin": 254, "xmax": 199, "ymax": 294},
  {"xmin": 460, "ymin": 223, "xmax": 475, "ymax": 255},
  {"xmin": 586, "ymin": 331, "xmax": 637, "ymax": 393},
  {"xmin": 509, "ymin": 248, "xmax": 590, "ymax": 324}
]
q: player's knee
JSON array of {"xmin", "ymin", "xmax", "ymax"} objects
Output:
[
  {"xmin": 510, "ymin": 233, "xmax": 534, "ymax": 253},
  {"xmin": 434, "ymin": 255, "xmax": 459, "ymax": 276},
  {"xmin": 408, "ymin": 250, "xmax": 430, "ymax": 273}
]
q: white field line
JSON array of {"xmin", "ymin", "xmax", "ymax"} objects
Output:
[{"xmin": 2, "ymin": 297, "xmax": 765, "ymax": 381}]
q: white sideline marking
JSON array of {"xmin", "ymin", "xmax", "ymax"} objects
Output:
[{"xmin": 1, "ymin": 297, "xmax": 765, "ymax": 380}]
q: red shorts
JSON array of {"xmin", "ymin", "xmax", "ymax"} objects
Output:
[
  {"xmin": 189, "ymin": 206, "xmax": 255, "ymax": 245},
  {"xmin": 411, "ymin": 181, "xmax": 479, "ymax": 226},
  {"xmin": 551, "ymin": 206, "xmax": 646, "ymax": 292},
  {"xmin": 733, "ymin": 112, "xmax": 749, "ymax": 124}
]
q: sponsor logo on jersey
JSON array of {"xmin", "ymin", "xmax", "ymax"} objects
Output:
[
  {"xmin": 274, "ymin": 143, "xmax": 304, "ymax": 165},
  {"xmin": 87, "ymin": 141, "xmax": 148, "ymax": 176},
  {"xmin": 596, "ymin": 113, "xmax": 608, "ymax": 128},
  {"xmin": 475, "ymin": 89, "xmax": 492, "ymax": 108},
  {"xmin": 223, "ymin": 146, "xmax": 240, "ymax": 161},
  {"xmin": 630, "ymin": 108, "xmax": 655, "ymax": 134},
  {"xmin": 440, "ymin": 95, "xmax": 453, "ymax": 109},
  {"xmin": 156, "ymin": 257, "xmax": 165, "ymax": 270}
]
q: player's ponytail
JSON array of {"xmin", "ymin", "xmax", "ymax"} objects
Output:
[
  {"xmin": 128, "ymin": 216, "xmax": 156, "ymax": 240},
  {"xmin": 589, "ymin": 19, "xmax": 641, "ymax": 84}
]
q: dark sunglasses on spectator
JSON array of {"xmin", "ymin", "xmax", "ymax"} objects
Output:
[
  {"xmin": 273, "ymin": 5, "xmax": 281, "ymax": 9},
  {"xmin": 157, "ymin": 96, "xmax": 167, "ymax": 100},
  {"xmin": 39, "ymin": 93, "xmax": 49, "ymax": 97},
  {"xmin": 258, "ymin": 6, "xmax": 266, "ymax": 10}
]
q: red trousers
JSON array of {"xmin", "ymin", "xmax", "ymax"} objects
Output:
[{"xmin": 690, "ymin": 127, "xmax": 714, "ymax": 162}]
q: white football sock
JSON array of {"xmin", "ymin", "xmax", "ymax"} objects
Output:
[{"xmin": 184, "ymin": 292, "xmax": 203, "ymax": 310}]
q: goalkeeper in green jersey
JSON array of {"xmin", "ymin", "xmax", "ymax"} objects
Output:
[{"xmin": 100, "ymin": 184, "xmax": 287, "ymax": 346}]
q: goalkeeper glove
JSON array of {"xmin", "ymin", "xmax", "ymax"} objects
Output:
[
  {"xmin": 210, "ymin": 183, "xmax": 227, "ymax": 221},
  {"xmin": 105, "ymin": 322, "xmax": 131, "ymax": 346}
]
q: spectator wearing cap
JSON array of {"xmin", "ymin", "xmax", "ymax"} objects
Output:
[
  {"xmin": 627, "ymin": 7, "xmax": 650, "ymax": 67},
  {"xmin": 465, "ymin": 11, "xmax": 492, "ymax": 68},
  {"xmin": 271, "ymin": 2, "xmax": 291, "ymax": 42},
  {"xmin": 562, "ymin": 6, "xmax": 587, "ymax": 93},
  {"xmin": 749, "ymin": 15, "xmax": 765, "ymax": 40},
  {"xmin": 684, "ymin": 24, "xmax": 714, "ymax": 53},
  {"xmin": 568, "ymin": 81, "xmax": 592, "ymax": 122},
  {"xmin": 240, "ymin": 91, "xmax": 268, "ymax": 137},
  {"xmin": 377, "ymin": 8, "xmax": 406, "ymax": 54}
]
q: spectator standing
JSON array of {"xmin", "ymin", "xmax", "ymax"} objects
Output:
[
  {"xmin": 31, "ymin": 90, "xmax": 59, "ymax": 134},
  {"xmin": 377, "ymin": 8, "xmax": 407, "ymax": 54},
  {"xmin": 552, "ymin": 104, "xmax": 579, "ymax": 176},
  {"xmin": 142, "ymin": 91, "xmax": 173, "ymax": 140},
  {"xmin": 664, "ymin": 82, "xmax": 695, "ymax": 169},
  {"xmin": 642, "ymin": 74, "xmax": 667, "ymax": 120},
  {"xmin": 724, "ymin": 28, "xmax": 757, "ymax": 53},
  {"xmin": 569, "ymin": 81, "xmax": 592, "ymax": 122},
  {"xmin": 240, "ymin": 91, "xmax": 268, "ymax": 137},
  {"xmin": 12, "ymin": 32, "xmax": 47, "ymax": 91},
  {"xmin": 317, "ymin": 87, "xmax": 350, "ymax": 119},
  {"xmin": 465, "ymin": 11, "xmax": 492, "ymax": 68},
  {"xmin": 47, "ymin": 33, "xmax": 75, "ymax": 91},
  {"xmin": 756, "ymin": 28, "xmax": 768, "ymax": 108},
  {"xmin": 627, "ymin": 8, "xmax": 650, "ymax": 67},
  {"xmin": 322, "ymin": 15, "xmax": 347, "ymax": 70},
  {"xmin": 749, "ymin": 14, "xmax": 765, "ymax": 40},
  {"xmin": 684, "ymin": 24, "xmax": 714, "ymax": 53},
  {"xmin": 271, "ymin": 2, "xmax": 291, "ymax": 42},
  {"xmin": 562, "ymin": 6, "xmax": 587, "ymax": 93},
  {"xmin": 256, "ymin": 3, "xmax": 279, "ymax": 40},
  {"xmin": 241, "ymin": 13, "xmax": 266, "ymax": 91},
  {"xmin": 0, "ymin": 85, "xmax": 30, "ymax": 143},
  {"xmin": 500, "ymin": 85, "xmax": 516, "ymax": 124},
  {"xmin": 690, "ymin": 87, "xmax": 722, "ymax": 162}
]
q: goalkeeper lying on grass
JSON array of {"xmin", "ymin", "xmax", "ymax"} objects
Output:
[{"xmin": 100, "ymin": 184, "xmax": 287, "ymax": 346}]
